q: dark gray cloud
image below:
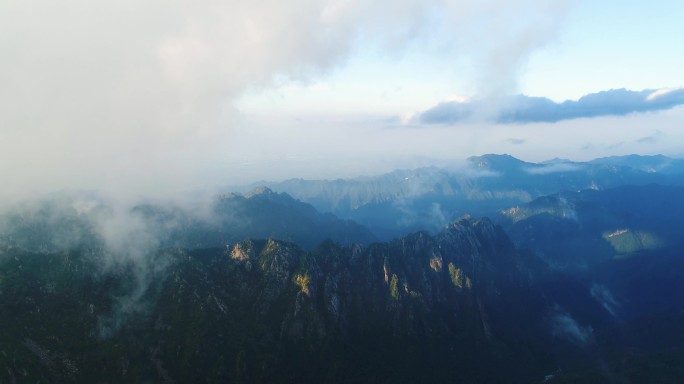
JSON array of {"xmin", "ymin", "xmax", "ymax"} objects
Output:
[{"xmin": 419, "ymin": 88, "xmax": 684, "ymax": 124}]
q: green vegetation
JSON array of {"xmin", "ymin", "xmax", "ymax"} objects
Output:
[
  {"xmin": 389, "ymin": 273, "xmax": 399, "ymax": 300},
  {"xmin": 2, "ymin": 234, "xmax": 528, "ymax": 383},
  {"xmin": 12, "ymin": 213, "xmax": 679, "ymax": 383},
  {"xmin": 603, "ymin": 229, "xmax": 665, "ymax": 255},
  {"xmin": 294, "ymin": 272, "xmax": 311, "ymax": 295},
  {"xmin": 448, "ymin": 262, "xmax": 465, "ymax": 288}
]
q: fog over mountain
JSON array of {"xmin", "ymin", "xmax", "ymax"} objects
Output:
[
  {"xmin": 3, "ymin": 0, "xmax": 684, "ymax": 382},
  {"xmin": 3, "ymin": 1, "xmax": 684, "ymax": 204},
  {"xmin": 0, "ymin": 0, "xmax": 577, "ymax": 203},
  {"xmin": 3, "ymin": 152, "xmax": 684, "ymax": 382}
]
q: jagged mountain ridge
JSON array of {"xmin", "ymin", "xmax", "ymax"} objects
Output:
[
  {"xmin": 0, "ymin": 217, "xmax": 605, "ymax": 383},
  {"xmin": 4, "ymin": 156, "xmax": 684, "ymax": 382},
  {"xmin": 237, "ymin": 154, "xmax": 684, "ymax": 240},
  {"xmin": 0, "ymin": 187, "xmax": 377, "ymax": 254},
  {"xmin": 136, "ymin": 186, "xmax": 377, "ymax": 250}
]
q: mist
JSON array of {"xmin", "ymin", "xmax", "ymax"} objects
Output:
[
  {"xmin": 0, "ymin": 0, "xmax": 582, "ymax": 205},
  {"xmin": 549, "ymin": 306, "xmax": 594, "ymax": 346}
]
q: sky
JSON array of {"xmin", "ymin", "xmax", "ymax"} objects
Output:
[{"xmin": 2, "ymin": 0, "xmax": 684, "ymax": 202}]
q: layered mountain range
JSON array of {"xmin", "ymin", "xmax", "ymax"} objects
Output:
[
  {"xmin": 241, "ymin": 154, "xmax": 684, "ymax": 240},
  {"xmin": 2, "ymin": 154, "xmax": 684, "ymax": 383},
  {"xmin": 0, "ymin": 186, "xmax": 376, "ymax": 254}
]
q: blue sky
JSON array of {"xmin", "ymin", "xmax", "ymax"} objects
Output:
[
  {"xmin": 228, "ymin": 0, "xmax": 684, "ymax": 184},
  {"xmin": 1, "ymin": 0, "xmax": 683, "ymax": 200},
  {"xmin": 523, "ymin": 0, "xmax": 684, "ymax": 98},
  {"xmin": 237, "ymin": 0, "xmax": 684, "ymax": 114}
]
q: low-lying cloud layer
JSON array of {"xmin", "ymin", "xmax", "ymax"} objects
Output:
[
  {"xmin": 549, "ymin": 306, "xmax": 594, "ymax": 346},
  {"xmin": 419, "ymin": 88, "xmax": 684, "ymax": 124}
]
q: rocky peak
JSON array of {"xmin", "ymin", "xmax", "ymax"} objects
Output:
[
  {"xmin": 0, "ymin": 216, "xmax": 563, "ymax": 383},
  {"xmin": 230, "ymin": 240, "xmax": 255, "ymax": 262},
  {"xmin": 466, "ymin": 153, "xmax": 530, "ymax": 173},
  {"xmin": 244, "ymin": 185, "xmax": 275, "ymax": 198}
]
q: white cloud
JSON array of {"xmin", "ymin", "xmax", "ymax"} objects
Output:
[
  {"xmin": 647, "ymin": 87, "xmax": 683, "ymax": 101},
  {"xmin": 0, "ymin": 0, "xmax": 577, "ymax": 203},
  {"xmin": 550, "ymin": 306, "xmax": 594, "ymax": 346},
  {"xmin": 525, "ymin": 162, "xmax": 584, "ymax": 175},
  {"xmin": 590, "ymin": 284, "xmax": 619, "ymax": 317}
]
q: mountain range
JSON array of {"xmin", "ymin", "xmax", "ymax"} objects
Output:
[
  {"xmin": 2, "ymin": 153, "xmax": 684, "ymax": 382},
  {"xmin": 0, "ymin": 217, "xmax": 617, "ymax": 383},
  {"xmin": 498, "ymin": 184, "xmax": 684, "ymax": 268},
  {"xmin": 0, "ymin": 186, "xmax": 376, "ymax": 255},
  {"xmin": 238, "ymin": 154, "xmax": 684, "ymax": 240}
]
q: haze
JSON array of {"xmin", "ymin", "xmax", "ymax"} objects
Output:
[{"xmin": 2, "ymin": 0, "xmax": 683, "ymax": 204}]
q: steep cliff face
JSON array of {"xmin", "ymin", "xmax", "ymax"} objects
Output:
[
  {"xmin": 0, "ymin": 218, "xmax": 581, "ymax": 383},
  {"xmin": 196, "ymin": 217, "xmax": 533, "ymax": 337},
  {"xmin": 144, "ymin": 217, "xmax": 555, "ymax": 383}
]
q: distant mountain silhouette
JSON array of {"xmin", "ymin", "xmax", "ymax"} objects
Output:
[
  {"xmin": 4, "ymin": 155, "xmax": 684, "ymax": 382},
  {"xmin": 0, "ymin": 187, "xmax": 376, "ymax": 253},
  {"xmin": 240, "ymin": 154, "xmax": 684, "ymax": 240}
]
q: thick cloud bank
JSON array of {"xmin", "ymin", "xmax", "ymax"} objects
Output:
[
  {"xmin": 419, "ymin": 88, "xmax": 684, "ymax": 124},
  {"xmin": 0, "ymin": 0, "xmax": 573, "ymax": 203}
]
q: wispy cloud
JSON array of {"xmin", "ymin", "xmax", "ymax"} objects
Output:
[
  {"xmin": 525, "ymin": 162, "xmax": 583, "ymax": 175},
  {"xmin": 636, "ymin": 130, "xmax": 665, "ymax": 144},
  {"xmin": 549, "ymin": 306, "xmax": 594, "ymax": 346},
  {"xmin": 506, "ymin": 138, "xmax": 526, "ymax": 145},
  {"xmin": 419, "ymin": 88, "xmax": 684, "ymax": 124},
  {"xmin": 590, "ymin": 284, "xmax": 619, "ymax": 317}
]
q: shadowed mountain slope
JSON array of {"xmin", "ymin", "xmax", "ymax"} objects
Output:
[{"xmin": 0, "ymin": 217, "xmax": 611, "ymax": 383}]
